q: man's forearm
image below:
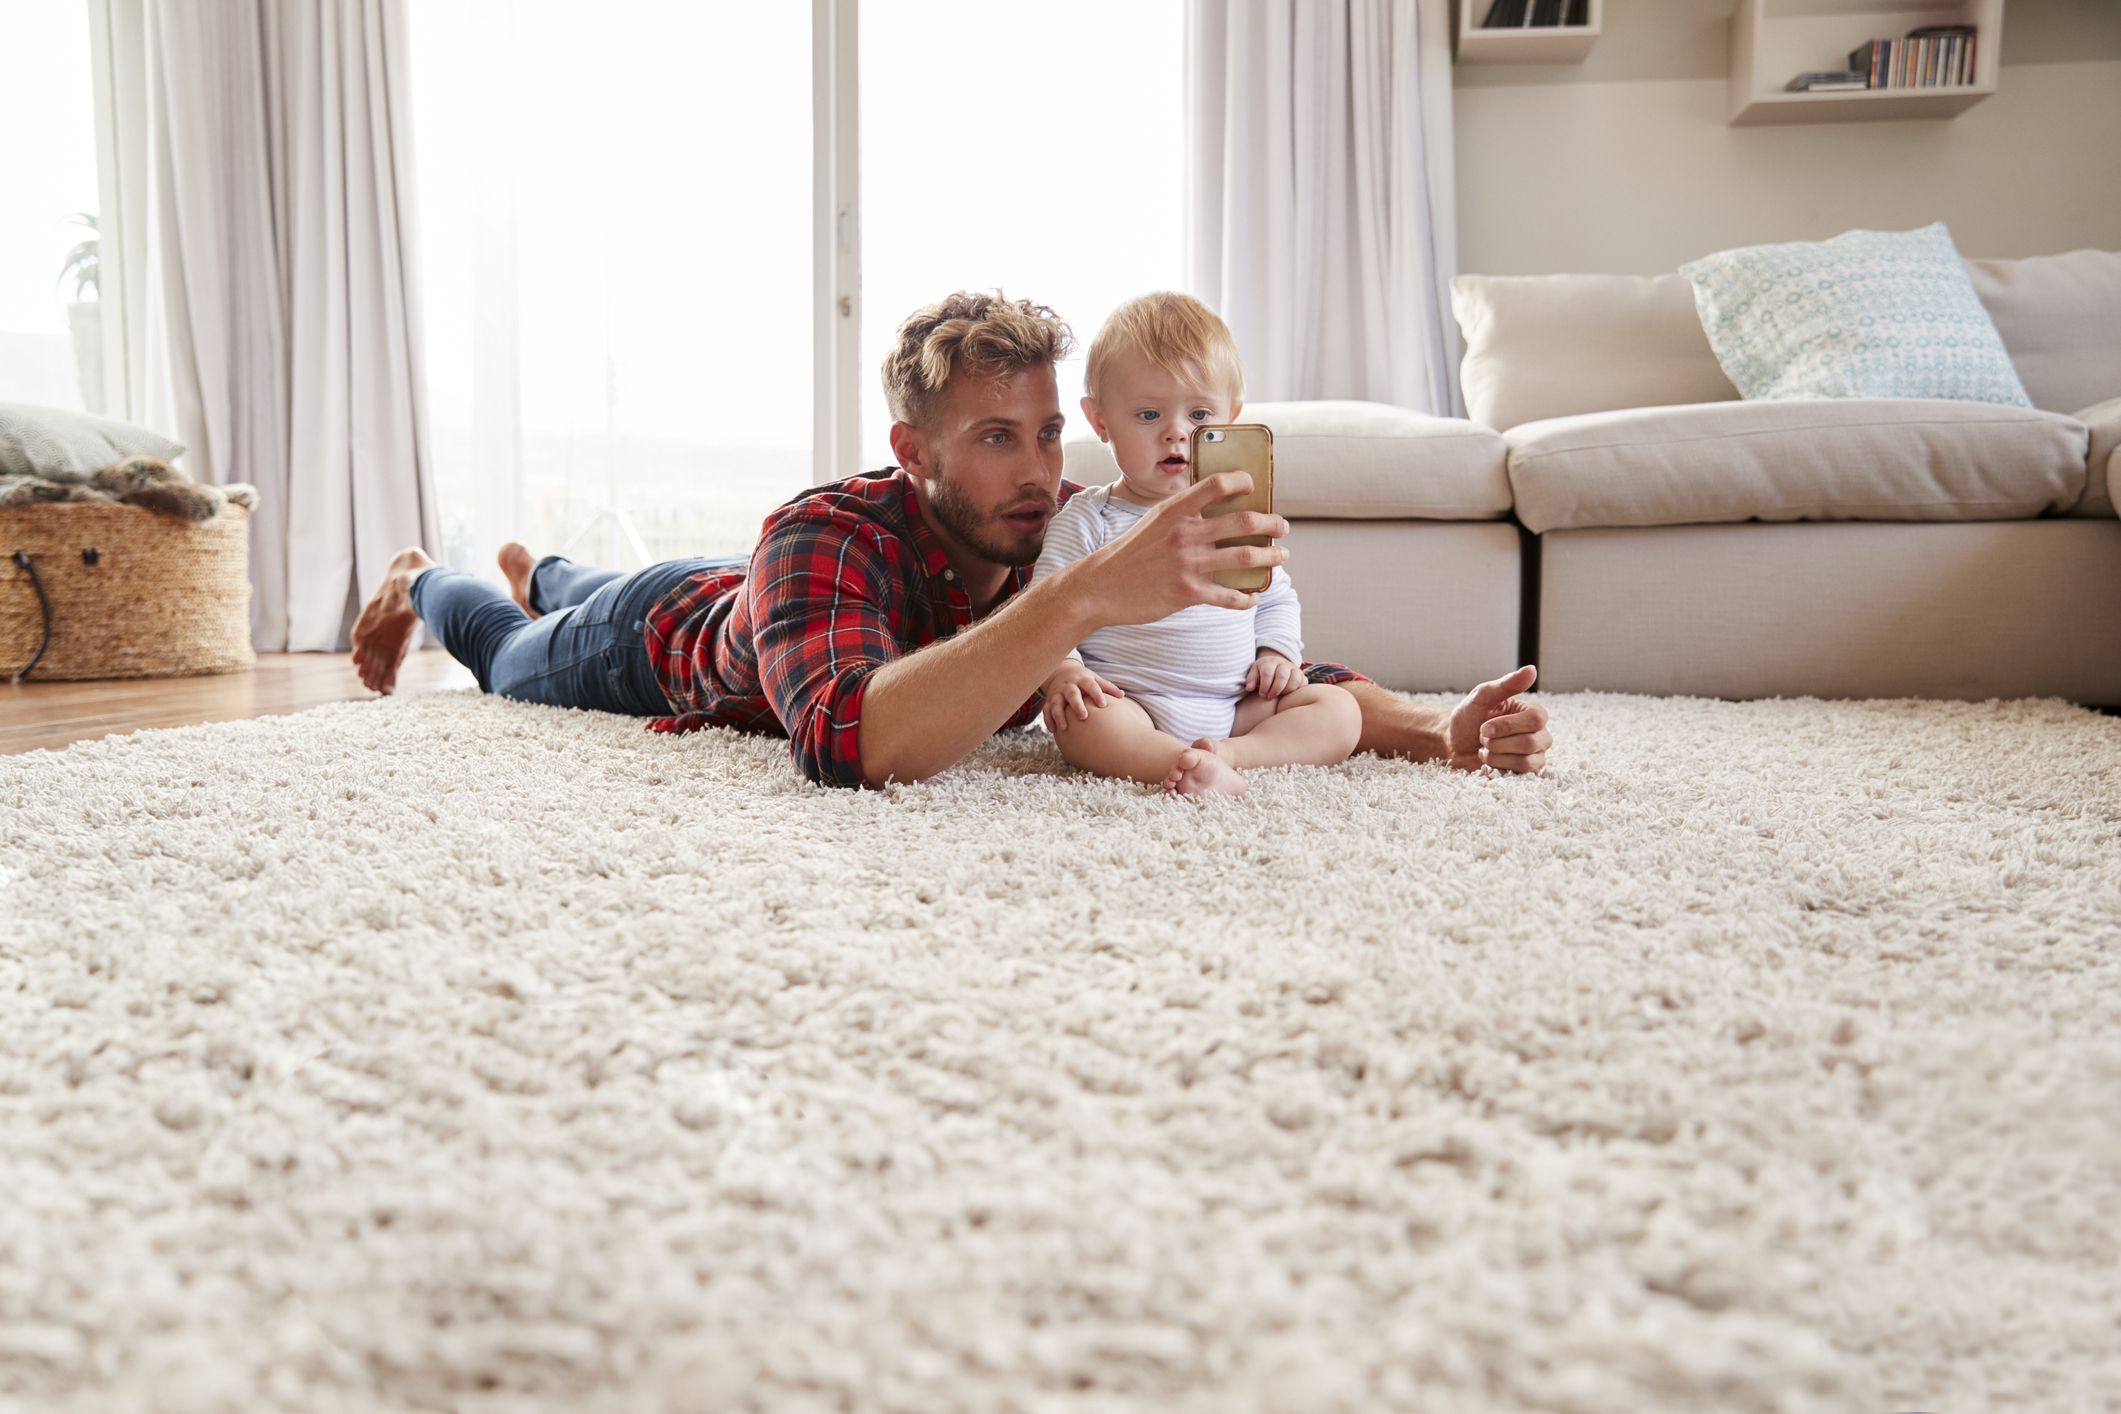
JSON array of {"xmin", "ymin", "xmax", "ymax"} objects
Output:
[
  {"xmin": 1342, "ymin": 680, "xmax": 1458, "ymax": 765},
  {"xmin": 856, "ymin": 564, "xmax": 1100, "ymax": 786}
]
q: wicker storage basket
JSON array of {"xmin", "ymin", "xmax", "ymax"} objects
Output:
[{"xmin": 1, "ymin": 502, "xmax": 255, "ymax": 681}]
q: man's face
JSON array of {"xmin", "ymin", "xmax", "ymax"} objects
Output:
[{"xmin": 901, "ymin": 362, "xmax": 1067, "ymax": 570}]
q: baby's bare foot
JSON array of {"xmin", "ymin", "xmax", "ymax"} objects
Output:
[
  {"xmin": 498, "ymin": 541, "xmax": 540, "ymax": 619},
  {"xmin": 1164, "ymin": 737, "xmax": 1248, "ymax": 800},
  {"xmin": 350, "ymin": 547, "xmax": 434, "ymax": 695}
]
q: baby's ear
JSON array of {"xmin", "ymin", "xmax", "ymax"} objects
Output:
[
  {"xmin": 1230, "ymin": 400, "xmax": 1244, "ymax": 422},
  {"xmin": 1079, "ymin": 396, "xmax": 1109, "ymax": 443}
]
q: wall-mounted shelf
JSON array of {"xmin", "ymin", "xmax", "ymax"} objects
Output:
[
  {"xmin": 1455, "ymin": 0, "xmax": 1601, "ymax": 65},
  {"xmin": 1728, "ymin": 0, "xmax": 2003, "ymax": 126}
]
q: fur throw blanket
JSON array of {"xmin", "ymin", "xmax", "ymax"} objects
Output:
[{"xmin": 0, "ymin": 455, "xmax": 258, "ymax": 523}]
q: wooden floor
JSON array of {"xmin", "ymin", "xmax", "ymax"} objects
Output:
[{"xmin": 1, "ymin": 650, "xmax": 476, "ymax": 754}]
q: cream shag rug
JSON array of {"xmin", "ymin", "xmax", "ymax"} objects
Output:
[{"xmin": 2, "ymin": 691, "xmax": 2117, "ymax": 1413}]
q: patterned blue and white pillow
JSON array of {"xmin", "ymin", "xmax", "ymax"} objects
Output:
[{"xmin": 1680, "ymin": 223, "xmax": 2032, "ymax": 407}]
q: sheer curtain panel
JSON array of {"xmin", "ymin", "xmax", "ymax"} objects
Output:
[
  {"xmin": 89, "ymin": 0, "xmax": 439, "ymax": 651},
  {"xmin": 1186, "ymin": 0, "xmax": 1463, "ymax": 415}
]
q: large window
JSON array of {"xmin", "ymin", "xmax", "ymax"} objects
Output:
[
  {"xmin": 0, "ymin": 5, "xmax": 102, "ymax": 414},
  {"xmin": 408, "ymin": 1, "xmax": 814, "ymax": 574},
  {"xmin": 406, "ymin": 1, "xmax": 1185, "ymax": 575},
  {"xmin": 858, "ymin": 0, "xmax": 1186, "ymax": 465}
]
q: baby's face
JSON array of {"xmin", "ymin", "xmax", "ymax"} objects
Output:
[{"xmin": 1082, "ymin": 350, "xmax": 1240, "ymax": 504}]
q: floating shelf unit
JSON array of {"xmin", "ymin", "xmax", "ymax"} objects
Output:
[
  {"xmin": 1455, "ymin": 0, "xmax": 1602, "ymax": 65},
  {"xmin": 1728, "ymin": 0, "xmax": 2003, "ymax": 125}
]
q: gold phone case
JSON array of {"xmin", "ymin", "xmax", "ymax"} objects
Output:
[{"xmin": 1189, "ymin": 423, "xmax": 1274, "ymax": 593}]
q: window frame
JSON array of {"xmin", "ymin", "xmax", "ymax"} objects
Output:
[{"xmin": 813, "ymin": 0, "xmax": 861, "ymax": 484}]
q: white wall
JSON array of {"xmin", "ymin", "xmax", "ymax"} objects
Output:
[{"xmin": 1452, "ymin": 0, "xmax": 2121, "ymax": 274}]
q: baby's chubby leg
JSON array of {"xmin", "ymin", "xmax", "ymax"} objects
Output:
[
  {"xmin": 1217, "ymin": 682, "xmax": 1362, "ymax": 770},
  {"xmin": 1051, "ymin": 697, "xmax": 1170, "ymax": 781},
  {"xmin": 1054, "ymin": 695, "xmax": 1192, "ymax": 784}
]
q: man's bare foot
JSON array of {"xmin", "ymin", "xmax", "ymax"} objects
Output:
[
  {"xmin": 498, "ymin": 541, "xmax": 540, "ymax": 619},
  {"xmin": 351, "ymin": 547, "xmax": 435, "ymax": 695},
  {"xmin": 1164, "ymin": 737, "xmax": 1248, "ymax": 800}
]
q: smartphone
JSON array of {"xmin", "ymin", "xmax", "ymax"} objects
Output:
[{"xmin": 1189, "ymin": 423, "xmax": 1275, "ymax": 593}]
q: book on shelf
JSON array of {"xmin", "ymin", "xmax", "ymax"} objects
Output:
[
  {"xmin": 1480, "ymin": 0, "xmax": 1586, "ymax": 27},
  {"xmin": 1786, "ymin": 71, "xmax": 1868, "ymax": 92},
  {"xmin": 1847, "ymin": 25, "xmax": 1976, "ymax": 91}
]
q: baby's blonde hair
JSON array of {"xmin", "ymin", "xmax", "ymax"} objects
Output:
[
  {"xmin": 881, "ymin": 291, "xmax": 1075, "ymax": 428},
  {"xmin": 1084, "ymin": 292, "xmax": 1245, "ymax": 404}
]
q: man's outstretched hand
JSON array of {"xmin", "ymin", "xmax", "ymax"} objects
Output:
[{"xmin": 1448, "ymin": 665, "xmax": 1550, "ymax": 774}]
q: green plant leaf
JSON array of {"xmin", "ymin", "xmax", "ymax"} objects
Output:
[{"xmin": 57, "ymin": 214, "xmax": 100, "ymax": 300}]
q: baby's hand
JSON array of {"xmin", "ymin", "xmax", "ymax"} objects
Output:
[
  {"xmin": 1244, "ymin": 649, "xmax": 1302, "ymax": 699},
  {"xmin": 1041, "ymin": 662, "xmax": 1126, "ymax": 732}
]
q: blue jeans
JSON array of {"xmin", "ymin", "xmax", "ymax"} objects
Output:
[{"xmin": 408, "ymin": 554, "xmax": 745, "ymax": 714}]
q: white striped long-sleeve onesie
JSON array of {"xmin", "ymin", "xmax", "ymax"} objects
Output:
[{"xmin": 1030, "ymin": 482, "xmax": 1302, "ymax": 742}]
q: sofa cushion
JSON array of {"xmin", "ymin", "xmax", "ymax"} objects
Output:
[
  {"xmin": 1450, "ymin": 273, "xmax": 1738, "ymax": 431},
  {"xmin": 2074, "ymin": 396, "xmax": 2121, "ymax": 519},
  {"xmin": 1680, "ymin": 223, "xmax": 2032, "ymax": 409},
  {"xmin": 0, "ymin": 402, "xmax": 186, "ymax": 479},
  {"xmin": 1506, "ymin": 399, "xmax": 2088, "ymax": 534},
  {"xmin": 1451, "ymin": 250, "xmax": 2121, "ymax": 428},
  {"xmin": 1062, "ymin": 400, "xmax": 1511, "ymax": 521},
  {"xmin": 1966, "ymin": 249, "xmax": 2121, "ymax": 415}
]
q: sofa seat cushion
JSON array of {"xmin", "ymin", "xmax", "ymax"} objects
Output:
[
  {"xmin": 2070, "ymin": 397, "xmax": 2121, "ymax": 519},
  {"xmin": 1063, "ymin": 400, "xmax": 1511, "ymax": 521},
  {"xmin": 1506, "ymin": 398, "xmax": 2088, "ymax": 534}
]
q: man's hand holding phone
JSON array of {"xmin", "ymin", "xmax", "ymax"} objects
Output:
[{"xmin": 1074, "ymin": 471, "xmax": 1288, "ymax": 626}]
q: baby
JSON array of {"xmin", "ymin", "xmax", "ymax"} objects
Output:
[{"xmin": 1032, "ymin": 292, "xmax": 1360, "ymax": 799}]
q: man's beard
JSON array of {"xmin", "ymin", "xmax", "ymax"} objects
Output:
[{"xmin": 926, "ymin": 459, "xmax": 1051, "ymax": 568}]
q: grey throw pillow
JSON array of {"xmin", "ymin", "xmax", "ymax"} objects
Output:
[{"xmin": 0, "ymin": 403, "xmax": 187, "ymax": 481}]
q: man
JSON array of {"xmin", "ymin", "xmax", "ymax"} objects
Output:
[{"xmin": 351, "ymin": 292, "xmax": 1552, "ymax": 786}]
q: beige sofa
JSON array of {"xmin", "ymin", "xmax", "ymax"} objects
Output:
[
  {"xmin": 1061, "ymin": 249, "xmax": 2121, "ymax": 704},
  {"xmin": 1451, "ymin": 248, "xmax": 2121, "ymax": 704}
]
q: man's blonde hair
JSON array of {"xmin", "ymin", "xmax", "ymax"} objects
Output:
[
  {"xmin": 881, "ymin": 291, "xmax": 1075, "ymax": 428},
  {"xmin": 1085, "ymin": 292, "xmax": 1245, "ymax": 404}
]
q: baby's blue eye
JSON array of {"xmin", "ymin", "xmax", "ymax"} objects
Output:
[
  {"xmin": 1136, "ymin": 410, "xmax": 1160, "ymax": 423},
  {"xmin": 1189, "ymin": 409, "xmax": 1212, "ymax": 422}
]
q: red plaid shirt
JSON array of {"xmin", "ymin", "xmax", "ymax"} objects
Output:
[{"xmin": 643, "ymin": 469, "xmax": 1360, "ymax": 787}]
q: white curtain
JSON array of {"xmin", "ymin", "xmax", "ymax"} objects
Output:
[
  {"xmin": 1186, "ymin": 0, "xmax": 1462, "ymax": 416},
  {"xmin": 89, "ymin": 0, "xmax": 439, "ymax": 652}
]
